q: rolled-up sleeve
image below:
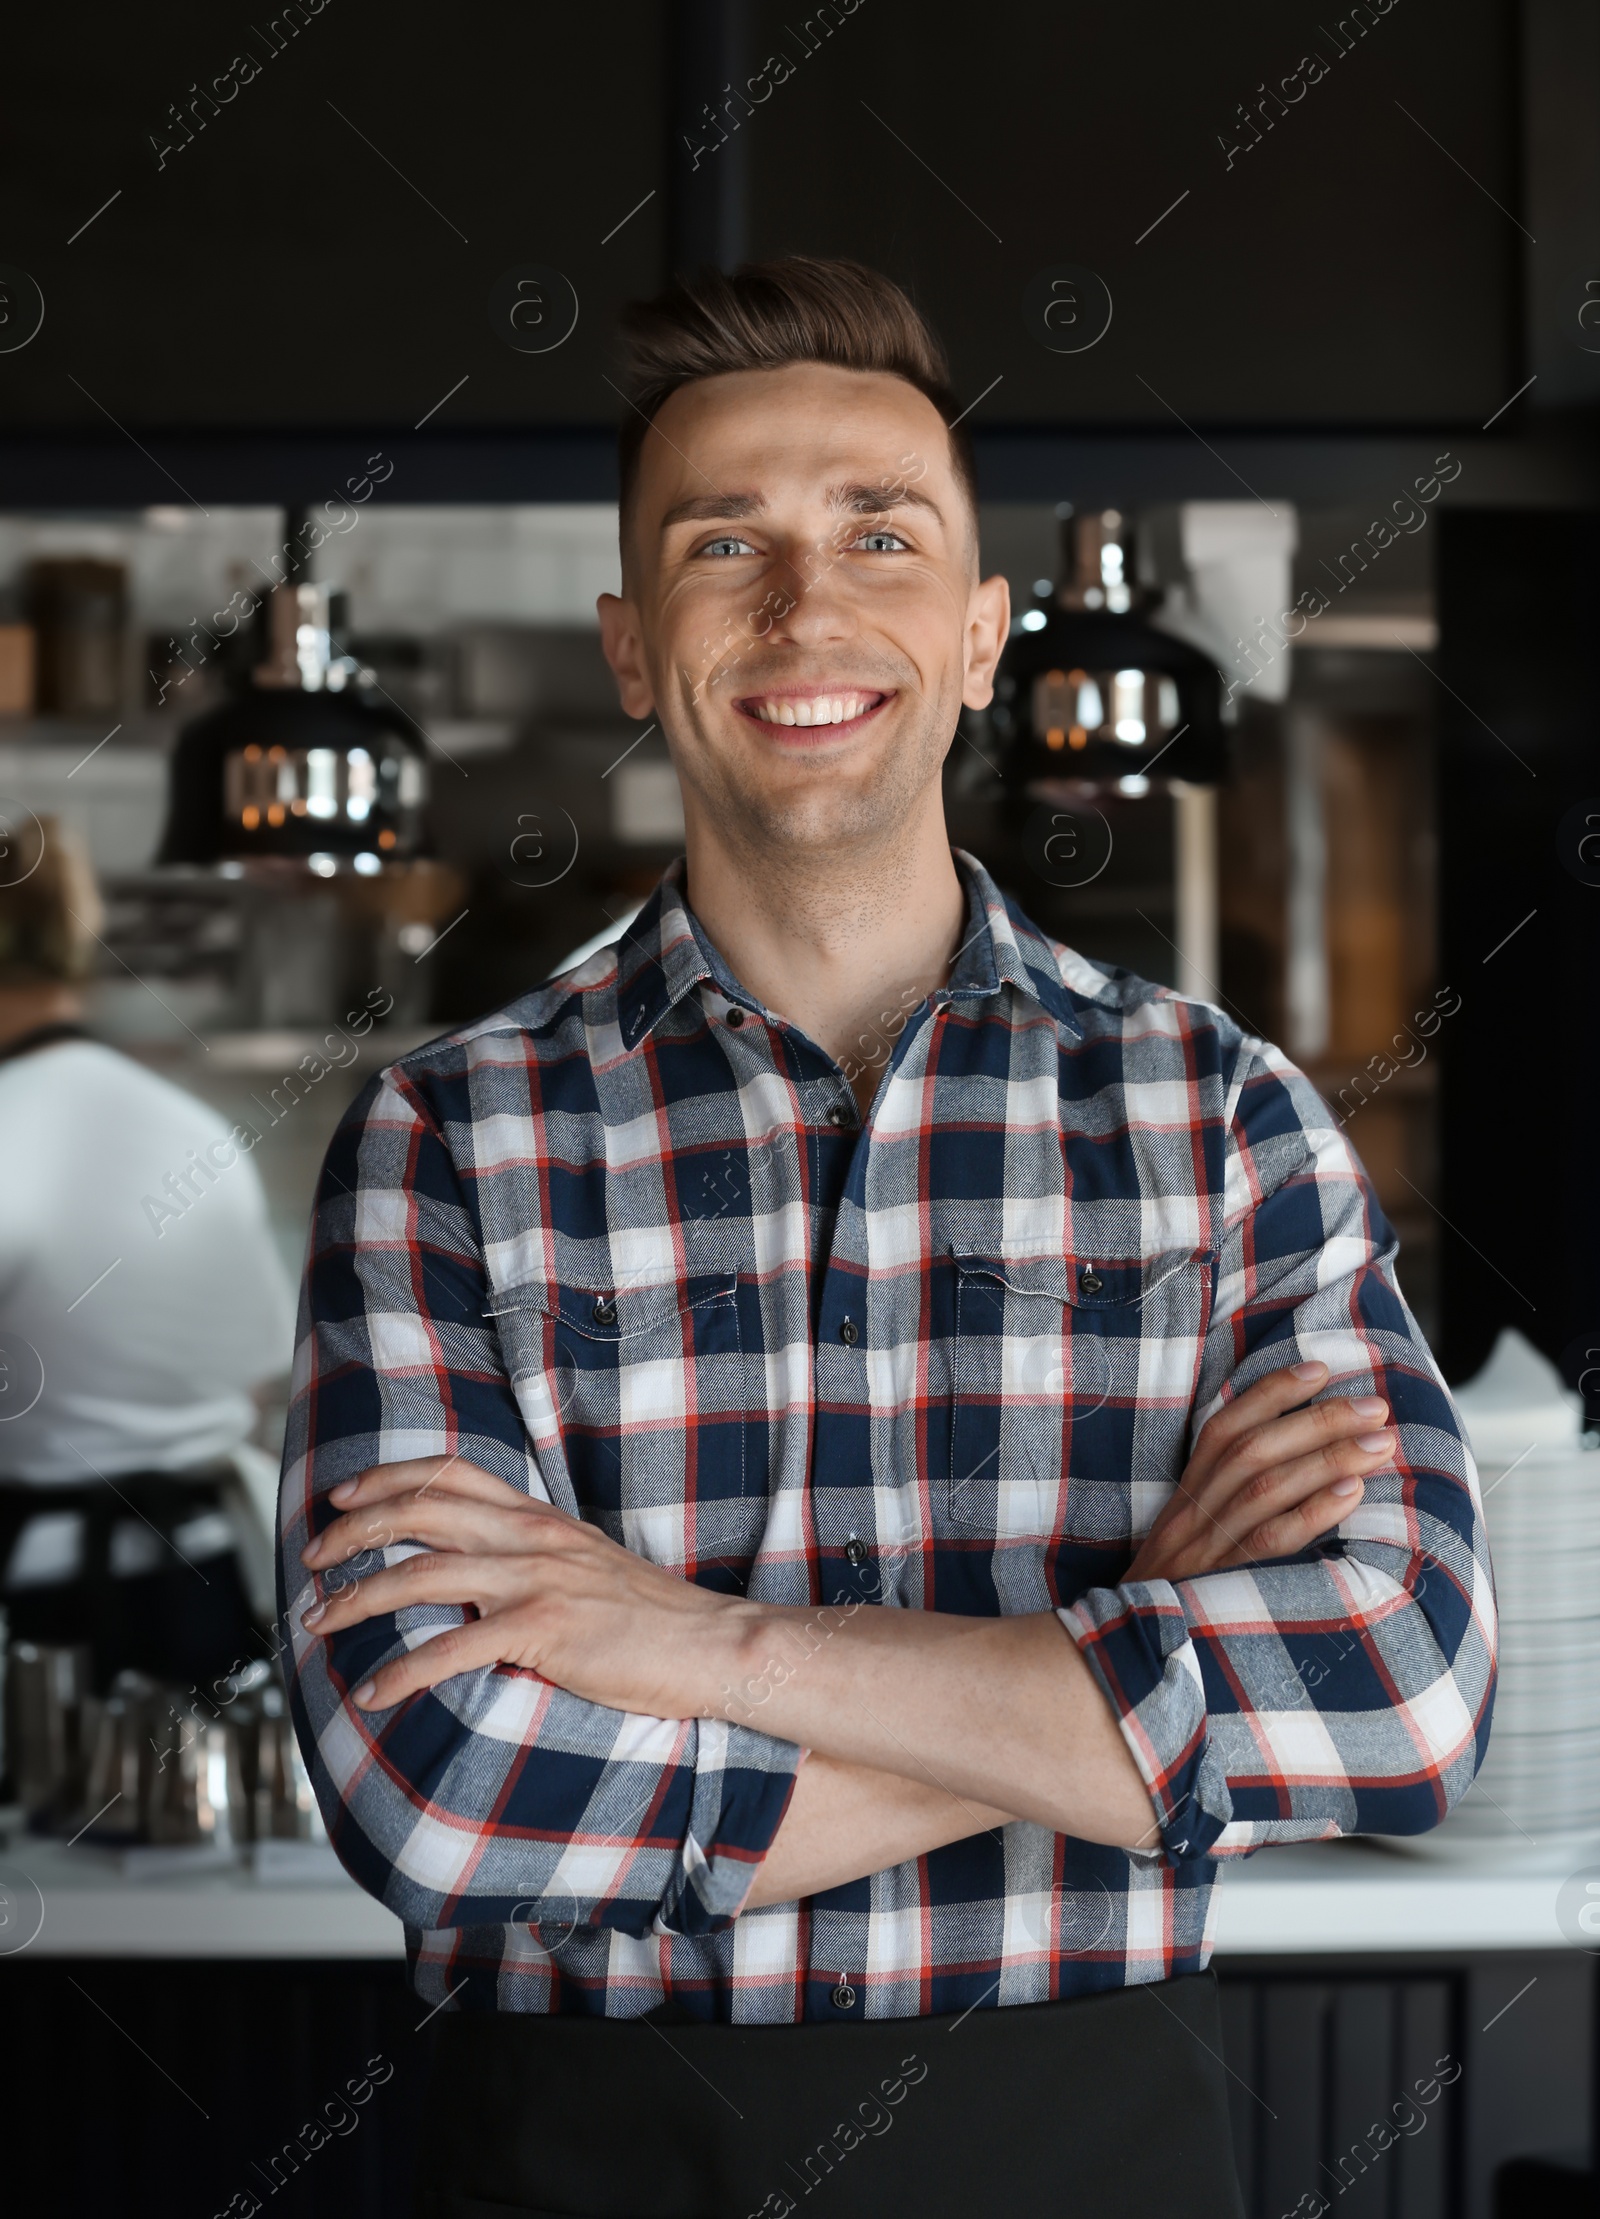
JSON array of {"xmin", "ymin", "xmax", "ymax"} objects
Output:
[
  {"xmin": 1059, "ymin": 1041, "xmax": 1498, "ymax": 1863},
  {"xmin": 277, "ymin": 1066, "xmax": 800, "ymax": 1939}
]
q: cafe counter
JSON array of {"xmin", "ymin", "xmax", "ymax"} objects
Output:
[{"xmin": 1, "ymin": 1828, "xmax": 1589, "ymax": 1959}]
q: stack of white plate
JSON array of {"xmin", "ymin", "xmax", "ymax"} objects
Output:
[{"xmin": 1389, "ymin": 1331, "xmax": 1600, "ymax": 1864}]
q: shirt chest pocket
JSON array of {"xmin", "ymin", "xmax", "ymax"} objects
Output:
[
  {"xmin": 948, "ymin": 1248, "xmax": 1215, "ymax": 1539},
  {"xmin": 483, "ymin": 1272, "xmax": 745, "ymax": 1549}
]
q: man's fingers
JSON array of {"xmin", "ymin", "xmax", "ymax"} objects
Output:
[
  {"xmin": 1220, "ymin": 1425, "xmax": 1393, "ymax": 1524},
  {"xmin": 1221, "ymin": 1477, "xmax": 1366, "ymax": 1568},
  {"xmin": 302, "ymin": 1489, "xmax": 559, "ymax": 1570},
  {"xmin": 349, "ymin": 1620, "xmax": 514, "ymax": 1711},
  {"xmin": 1187, "ymin": 1390, "xmax": 1390, "ymax": 1515},
  {"xmin": 1183, "ymin": 1363, "xmax": 1330, "ymax": 1486},
  {"xmin": 1190, "ymin": 1362, "xmax": 1387, "ymax": 1479},
  {"xmin": 301, "ymin": 1550, "xmax": 526, "ymax": 1633},
  {"xmin": 1193, "ymin": 1431, "xmax": 1388, "ymax": 1560},
  {"xmin": 1133, "ymin": 1423, "xmax": 1392, "ymax": 1581}
]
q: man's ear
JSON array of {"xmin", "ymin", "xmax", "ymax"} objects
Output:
[
  {"xmin": 597, "ymin": 592, "xmax": 656, "ymax": 719},
  {"xmin": 960, "ymin": 572, "xmax": 1011, "ymax": 711}
]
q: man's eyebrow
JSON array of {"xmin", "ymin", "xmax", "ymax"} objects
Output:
[
  {"xmin": 657, "ymin": 481, "xmax": 947, "ymax": 533},
  {"xmin": 659, "ymin": 491, "xmax": 767, "ymax": 532},
  {"xmin": 828, "ymin": 480, "xmax": 945, "ymax": 524}
]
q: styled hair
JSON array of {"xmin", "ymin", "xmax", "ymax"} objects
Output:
[
  {"xmin": 0, "ymin": 813, "xmax": 102, "ymax": 986},
  {"xmin": 615, "ymin": 255, "xmax": 978, "ymax": 555}
]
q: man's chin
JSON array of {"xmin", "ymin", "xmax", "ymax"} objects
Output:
[{"xmin": 707, "ymin": 779, "xmax": 915, "ymax": 862}]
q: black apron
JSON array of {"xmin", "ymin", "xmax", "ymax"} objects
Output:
[
  {"xmin": 0, "ymin": 1470, "xmax": 263, "ymax": 1693},
  {"xmin": 413, "ymin": 1972, "xmax": 1244, "ymax": 2218}
]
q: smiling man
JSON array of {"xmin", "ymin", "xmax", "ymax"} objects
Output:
[{"xmin": 281, "ymin": 258, "xmax": 1495, "ymax": 2219}]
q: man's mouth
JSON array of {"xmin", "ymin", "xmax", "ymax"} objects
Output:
[{"xmin": 734, "ymin": 688, "xmax": 892, "ymax": 733}]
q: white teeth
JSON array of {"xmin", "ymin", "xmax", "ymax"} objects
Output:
[{"xmin": 751, "ymin": 694, "xmax": 878, "ymax": 726}]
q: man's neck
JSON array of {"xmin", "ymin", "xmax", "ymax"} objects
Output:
[{"xmin": 682, "ymin": 803, "xmax": 966, "ymax": 1113}]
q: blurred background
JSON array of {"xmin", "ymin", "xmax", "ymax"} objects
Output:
[{"xmin": 0, "ymin": 3, "xmax": 1597, "ymax": 2213}]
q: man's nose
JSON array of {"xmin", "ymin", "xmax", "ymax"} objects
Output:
[{"xmin": 766, "ymin": 546, "xmax": 859, "ymax": 643}]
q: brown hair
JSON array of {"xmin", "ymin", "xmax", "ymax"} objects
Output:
[
  {"xmin": 0, "ymin": 814, "xmax": 102, "ymax": 986},
  {"xmin": 615, "ymin": 256, "xmax": 978, "ymax": 558}
]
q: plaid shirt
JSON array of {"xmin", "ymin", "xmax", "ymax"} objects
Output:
[{"xmin": 280, "ymin": 852, "xmax": 1496, "ymax": 2022}]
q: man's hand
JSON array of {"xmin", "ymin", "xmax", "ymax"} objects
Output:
[
  {"xmin": 299, "ymin": 1456, "xmax": 752, "ymax": 1715},
  {"xmin": 1126, "ymin": 1360, "xmax": 1392, "ymax": 1583}
]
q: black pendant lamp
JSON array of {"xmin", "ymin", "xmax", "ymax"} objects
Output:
[
  {"xmin": 157, "ymin": 512, "xmax": 431, "ymax": 869},
  {"xmin": 994, "ymin": 507, "xmax": 1226, "ymax": 795}
]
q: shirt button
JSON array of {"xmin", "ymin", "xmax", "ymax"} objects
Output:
[
  {"xmin": 831, "ymin": 1981, "xmax": 856, "ymax": 2010},
  {"xmin": 844, "ymin": 1536, "xmax": 869, "ymax": 1568},
  {"xmin": 839, "ymin": 1317, "xmax": 859, "ymax": 1346},
  {"xmin": 725, "ymin": 1007, "xmax": 746, "ymax": 1029},
  {"xmin": 826, "ymin": 1103, "xmax": 850, "ymax": 1127},
  {"xmin": 592, "ymin": 1296, "xmax": 617, "ymax": 1326},
  {"xmin": 1079, "ymin": 1267, "xmax": 1104, "ymax": 1295}
]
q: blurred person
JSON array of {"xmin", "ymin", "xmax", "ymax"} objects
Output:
[
  {"xmin": 284, "ymin": 261, "xmax": 1494, "ymax": 2219},
  {"xmin": 0, "ymin": 815, "xmax": 297, "ymax": 1691}
]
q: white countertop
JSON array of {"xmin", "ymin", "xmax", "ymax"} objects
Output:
[{"xmin": 1, "ymin": 1831, "xmax": 1592, "ymax": 1961}]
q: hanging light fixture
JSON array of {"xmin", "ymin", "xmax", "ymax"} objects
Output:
[{"xmin": 993, "ymin": 506, "xmax": 1227, "ymax": 794}]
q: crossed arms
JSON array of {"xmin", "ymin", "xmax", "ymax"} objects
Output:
[
  {"xmin": 299, "ymin": 1367, "xmax": 1403, "ymax": 1907},
  {"xmin": 280, "ymin": 1051, "xmax": 1495, "ymax": 1941}
]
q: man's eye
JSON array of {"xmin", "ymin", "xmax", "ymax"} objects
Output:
[
  {"xmin": 853, "ymin": 529, "xmax": 909, "ymax": 553},
  {"xmin": 699, "ymin": 535, "xmax": 759, "ymax": 557}
]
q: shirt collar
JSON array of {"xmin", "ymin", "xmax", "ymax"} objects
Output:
[
  {"xmin": 614, "ymin": 850, "xmax": 1081, "ymax": 1053},
  {"xmin": 943, "ymin": 849, "xmax": 1081, "ymax": 1035}
]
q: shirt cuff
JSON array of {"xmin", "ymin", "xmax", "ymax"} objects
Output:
[
  {"xmin": 1058, "ymin": 1584, "xmax": 1234, "ymax": 1863},
  {"xmin": 655, "ymin": 1718, "xmax": 802, "ymax": 1936}
]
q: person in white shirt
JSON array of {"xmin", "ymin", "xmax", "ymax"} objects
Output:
[{"xmin": 0, "ymin": 815, "xmax": 297, "ymax": 1688}]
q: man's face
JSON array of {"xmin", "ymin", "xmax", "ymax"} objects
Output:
[{"xmin": 598, "ymin": 363, "xmax": 1010, "ymax": 862}]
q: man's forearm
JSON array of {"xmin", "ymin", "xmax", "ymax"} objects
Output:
[
  {"xmin": 719, "ymin": 1605, "xmax": 1158, "ymax": 1851},
  {"xmin": 743, "ymin": 1751, "xmax": 1015, "ymax": 1908}
]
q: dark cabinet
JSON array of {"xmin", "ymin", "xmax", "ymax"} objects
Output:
[
  {"xmin": 1, "ymin": 2, "xmax": 665, "ymax": 430},
  {"xmin": 0, "ymin": 0, "xmax": 1530, "ymax": 437},
  {"xmin": 732, "ymin": 0, "xmax": 1520, "ymax": 427}
]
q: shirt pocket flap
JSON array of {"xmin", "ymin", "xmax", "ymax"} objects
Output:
[
  {"xmin": 484, "ymin": 1271, "xmax": 738, "ymax": 1340},
  {"xmin": 951, "ymin": 1248, "xmax": 1213, "ymax": 1306}
]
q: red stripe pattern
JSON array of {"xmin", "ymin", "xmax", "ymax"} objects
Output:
[{"xmin": 279, "ymin": 854, "xmax": 1495, "ymax": 2022}]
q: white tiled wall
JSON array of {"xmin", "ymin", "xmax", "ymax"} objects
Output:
[{"xmin": 0, "ymin": 505, "xmax": 623, "ymax": 635}]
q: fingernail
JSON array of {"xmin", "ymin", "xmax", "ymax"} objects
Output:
[
  {"xmin": 1332, "ymin": 1477, "xmax": 1364, "ymax": 1498},
  {"xmin": 1356, "ymin": 1432, "xmax": 1393, "ymax": 1454},
  {"xmin": 1351, "ymin": 1396, "xmax": 1387, "ymax": 1419},
  {"xmin": 1291, "ymin": 1361, "xmax": 1326, "ymax": 1380},
  {"xmin": 300, "ymin": 1540, "xmax": 320, "ymax": 1565},
  {"xmin": 353, "ymin": 1681, "xmax": 376, "ymax": 1707},
  {"xmin": 301, "ymin": 1600, "xmax": 326, "ymax": 1626},
  {"xmin": 331, "ymin": 1481, "xmax": 356, "ymax": 1504}
]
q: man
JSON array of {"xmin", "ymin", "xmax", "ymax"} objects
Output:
[
  {"xmin": 0, "ymin": 815, "xmax": 296, "ymax": 1691},
  {"xmin": 283, "ymin": 258, "xmax": 1495, "ymax": 2218}
]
